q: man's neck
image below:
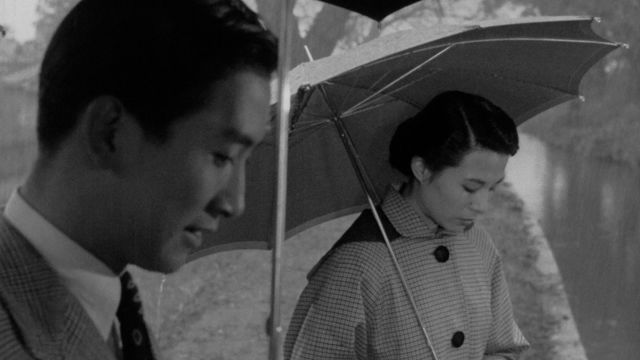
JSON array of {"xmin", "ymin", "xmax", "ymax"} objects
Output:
[{"xmin": 20, "ymin": 163, "xmax": 126, "ymax": 274}]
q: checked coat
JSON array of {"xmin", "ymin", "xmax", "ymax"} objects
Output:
[
  {"xmin": 284, "ymin": 188, "xmax": 529, "ymax": 360},
  {"xmin": 0, "ymin": 215, "xmax": 138, "ymax": 360}
]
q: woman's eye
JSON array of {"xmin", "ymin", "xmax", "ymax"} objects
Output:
[
  {"xmin": 463, "ymin": 186, "xmax": 478, "ymax": 194},
  {"xmin": 212, "ymin": 153, "xmax": 233, "ymax": 167}
]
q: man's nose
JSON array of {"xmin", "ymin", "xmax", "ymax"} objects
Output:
[
  {"xmin": 225, "ymin": 165, "xmax": 247, "ymax": 218},
  {"xmin": 207, "ymin": 165, "xmax": 246, "ymax": 218}
]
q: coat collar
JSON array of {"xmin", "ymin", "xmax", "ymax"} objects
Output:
[
  {"xmin": 381, "ymin": 186, "xmax": 460, "ymax": 239},
  {"xmin": 0, "ymin": 216, "xmax": 116, "ymax": 360}
]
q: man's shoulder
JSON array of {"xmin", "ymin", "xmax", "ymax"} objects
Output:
[
  {"xmin": 0, "ymin": 298, "xmax": 35, "ymax": 360},
  {"xmin": 0, "ymin": 215, "xmax": 115, "ymax": 360},
  {"xmin": 0, "ymin": 215, "xmax": 41, "ymax": 274},
  {"xmin": 0, "ymin": 215, "xmax": 29, "ymax": 266}
]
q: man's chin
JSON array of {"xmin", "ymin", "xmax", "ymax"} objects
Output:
[{"xmin": 135, "ymin": 253, "xmax": 188, "ymax": 275}]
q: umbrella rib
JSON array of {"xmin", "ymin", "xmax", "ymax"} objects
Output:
[
  {"xmin": 290, "ymin": 118, "xmax": 331, "ymax": 135},
  {"xmin": 296, "ymin": 36, "xmax": 618, "ymax": 122},
  {"xmin": 329, "ymin": 66, "xmax": 583, "ymax": 120},
  {"xmin": 363, "ymin": 37, "xmax": 619, "ymax": 68},
  {"xmin": 341, "ymin": 44, "xmax": 454, "ymax": 117},
  {"xmin": 340, "ymin": 72, "xmax": 438, "ymax": 117},
  {"xmin": 341, "ymin": 98, "xmax": 406, "ymax": 119},
  {"xmin": 453, "ymin": 36, "xmax": 619, "ymax": 47}
]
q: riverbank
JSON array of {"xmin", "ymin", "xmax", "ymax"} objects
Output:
[
  {"xmin": 132, "ymin": 183, "xmax": 584, "ymax": 359},
  {"xmin": 481, "ymin": 184, "xmax": 586, "ymax": 360}
]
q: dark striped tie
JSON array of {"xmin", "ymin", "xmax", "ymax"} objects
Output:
[{"xmin": 117, "ymin": 271, "xmax": 155, "ymax": 360}]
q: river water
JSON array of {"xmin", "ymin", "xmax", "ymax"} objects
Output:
[{"xmin": 506, "ymin": 133, "xmax": 640, "ymax": 360}]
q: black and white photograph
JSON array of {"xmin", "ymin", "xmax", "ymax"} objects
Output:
[{"xmin": 0, "ymin": 0, "xmax": 637, "ymax": 359}]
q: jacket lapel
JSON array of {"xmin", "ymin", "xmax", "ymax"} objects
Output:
[{"xmin": 0, "ymin": 217, "xmax": 116, "ymax": 360}]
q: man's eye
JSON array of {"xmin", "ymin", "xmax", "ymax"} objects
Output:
[{"xmin": 212, "ymin": 153, "xmax": 233, "ymax": 167}]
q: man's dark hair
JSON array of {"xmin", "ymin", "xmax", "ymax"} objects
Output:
[
  {"xmin": 389, "ymin": 90, "xmax": 519, "ymax": 177},
  {"xmin": 37, "ymin": 0, "xmax": 277, "ymax": 154}
]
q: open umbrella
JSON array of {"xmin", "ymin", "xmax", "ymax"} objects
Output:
[
  {"xmin": 318, "ymin": 0, "xmax": 421, "ymax": 22},
  {"xmin": 198, "ymin": 15, "xmax": 619, "ymax": 359},
  {"xmin": 191, "ymin": 15, "xmax": 620, "ymax": 258}
]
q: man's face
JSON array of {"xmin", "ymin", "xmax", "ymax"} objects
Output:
[
  {"xmin": 416, "ymin": 149, "xmax": 508, "ymax": 232},
  {"xmin": 119, "ymin": 70, "xmax": 271, "ymax": 273}
]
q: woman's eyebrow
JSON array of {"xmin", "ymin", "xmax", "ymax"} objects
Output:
[{"xmin": 466, "ymin": 177, "xmax": 505, "ymax": 186}]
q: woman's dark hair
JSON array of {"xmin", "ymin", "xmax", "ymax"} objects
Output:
[
  {"xmin": 389, "ymin": 91, "xmax": 519, "ymax": 178},
  {"xmin": 37, "ymin": 0, "xmax": 277, "ymax": 154}
]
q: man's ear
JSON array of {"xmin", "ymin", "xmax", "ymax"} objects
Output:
[
  {"xmin": 79, "ymin": 96, "xmax": 129, "ymax": 170},
  {"xmin": 410, "ymin": 156, "xmax": 431, "ymax": 184}
]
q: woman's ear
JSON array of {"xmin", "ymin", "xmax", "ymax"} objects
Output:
[{"xmin": 410, "ymin": 156, "xmax": 431, "ymax": 184}]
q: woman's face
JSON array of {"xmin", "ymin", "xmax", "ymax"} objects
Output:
[{"xmin": 413, "ymin": 148, "xmax": 509, "ymax": 232}]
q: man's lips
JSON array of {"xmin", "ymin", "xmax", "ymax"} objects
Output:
[{"xmin": 184, "ymin": 220, "xmax": 219, "ymax": 234}]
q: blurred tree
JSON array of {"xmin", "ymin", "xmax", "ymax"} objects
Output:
[
  {"xmin": 0, "ymin": 0, "xmax": 79, "ymax": 89},
  {"xmin": 33, "ymin": 0, "xmax": 79, "ymax": 55},
  {"xmin": 259, "ymin": 0, "xmax": 351, "ymax": 67}
]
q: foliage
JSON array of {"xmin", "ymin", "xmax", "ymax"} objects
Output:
[
  {"xmin": 1, "ymin": 0, "xmax": 638, "ymax": 165},
  {"xmin": 32, "ymin": 0, "xmax": 80, "ymax": 59}
]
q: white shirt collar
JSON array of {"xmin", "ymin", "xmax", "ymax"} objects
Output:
[{"xmin": 3, "ymin": 189, "xmax": 120, "ymax": 341}]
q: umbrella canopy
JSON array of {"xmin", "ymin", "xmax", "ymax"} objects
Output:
[
  {"xmin": 318, "ymin": 0, "xmax": 421, "ymax": 22},
  {"xmin": 190, "ymin": 16, "xmax": 620, "ymax": 259}
]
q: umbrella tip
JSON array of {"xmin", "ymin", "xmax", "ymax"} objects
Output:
[
  {"xmin": 592, "ymin": 16, "xmax": 602, "ymax": 23},
  {"xmin": 578, "ymin": 95, "xmax": 586, "ymax": 103},
  {"xmin": 619, "ymin": 42, "xmax": 630, "ymax": 49}
]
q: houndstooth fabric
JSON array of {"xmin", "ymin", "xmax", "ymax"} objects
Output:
[
  {"xmin": 284, "ymin": 188, "xmax": 529, "ymax": 360},
  {"xmin": 0, "ymin": 215, "xmax": 118, "ymax": 360}
]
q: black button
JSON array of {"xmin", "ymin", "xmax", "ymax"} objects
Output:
[
  {"xmin": 451, "ymin": 331, "xmax": 465, "ymax": 348},
  {"xmin": 433, "ymin": 246, "xmax": 449, "ymax": 262}
]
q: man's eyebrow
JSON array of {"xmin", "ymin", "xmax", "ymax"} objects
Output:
[{"xmin": 219, "ymin": 127, "xmax": 256, "ymax": 147}]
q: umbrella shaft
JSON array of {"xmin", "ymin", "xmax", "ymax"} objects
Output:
[
  {"xmin": 317, "ymin": 84, "xmax": 381, "ymax": 205},
  {"xmin": 367, "ymin": 196, "xmax": 440, "ymax": 360},
  {"xmin": 332, "ymin": 116, "xmax": 380, "ymax": 204},
  {"xmin": 270, "ymin": 0, "xmax": 295, "ymax": 360},
  {"xmin": 329, "ymin": 95, "xmax": 439, "ymax": 358}
]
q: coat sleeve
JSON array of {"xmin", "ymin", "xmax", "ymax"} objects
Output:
[
  {"xmin": 284, "ymin": 245, "xmax": 375, "ymax": 360},
  {"xmin": 0, "ymin": 301, "xmax": 36, "ymax": 360},
  {"xmin": 483, "ymin": 254, "xmax": 530, "ymax": 359}
]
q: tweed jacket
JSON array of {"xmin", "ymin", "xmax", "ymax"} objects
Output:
[
  {"xmin": 284, "ymin": 188, "xmax": 529, "ymax": 360},
  {"xmin": 0, "ymin": 215, "xmax": 119, "ymax": 360}
]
